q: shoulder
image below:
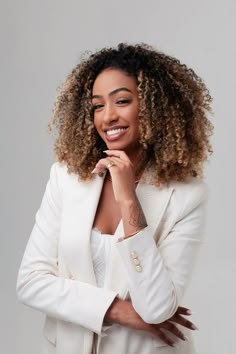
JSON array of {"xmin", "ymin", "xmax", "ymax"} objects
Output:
[
  {"xmin": 170, "ymin": 177, "xmax": 208, "ymax": 200},
  {"xmin": 49, "ymin": 161, "xmax": 80, "ymax": 184},
  {"xmin": 50, "ymin": 161, "xmax": 69, "ymax": 179},
  {"xmin": 47, "ymin": 161, "xmax": 79, "ymax": 192},
  {"xmin": 167, "ymin": 177, "xmax": 208, "ymax": 219},
  {"xmin": 48, "ymin": 161, "xmax": 95, "ymax": 196}
]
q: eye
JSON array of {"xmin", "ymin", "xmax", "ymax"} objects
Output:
[
  {"xmin": 116, "ymin": 98, "xmax": 132, "ymax": 105},
  {"xmin": 92, "ymin": 103, "xmax": 104, "ymax": 111}
]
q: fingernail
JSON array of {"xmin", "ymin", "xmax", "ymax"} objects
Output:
[
  {"xmin": 183, "ymin": 335, "xmax": 189, "ymax": 341},
  {"xmin": 91, "ymin": 168, "xmax": 97, "ymax": 173},
  {"xmin": 103, "ymin": 150, "xmax": 109, "ymax": 153},
  {"xmin": 191, "ymin": 324, "xmax": 199, "ymax": 330},
  {"xmin": 186, "ymin": 310, "xmax": 196, "ymax": 315}
]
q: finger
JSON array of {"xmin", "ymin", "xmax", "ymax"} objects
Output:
[
  {"xmin": 96, "ymin": 157, "xmax": 117, "ymax": 167},
  {"xmin": 142, "ymin": 324, "xmax": 176, "ymax": 347},
  {"xmin": 106, "ymin": 156, "xmax": 128, "ymax": 167},
  {"xmin": 104, "ymin": 150, "xmax": 130, "ymax": 161},
  {"xmin": 98, "ymin": 157, "xmax": 124, "ymax": 168},
  {"xmin": 154, "ymin": 329, "xmax": 176, "ymax": 347},
  {"xmin": 92, "ymin": 155, "xmax": 132, "ymax": 174},
  {"xmin": 159, "ymin": 322, "xmax": 187, "ymax": 341},
  {"xmin": 106, "ymin": 159, "xmax": 117, "ymax": 169},
  {"xmin": 91, "ymin": 158, "xmax": 111, "ymax": 173},
  {"xmin": 170, "ymin": 314, "xmax": 198, "ymax": 330},
  {"xmin": 176, "ymin": 306, "xmax": 192, "ymax": 316}
]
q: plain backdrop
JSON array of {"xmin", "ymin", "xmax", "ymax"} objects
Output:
[{"xmin": 1, "ymin": 1, "xmax": 235, "ymax": 353}]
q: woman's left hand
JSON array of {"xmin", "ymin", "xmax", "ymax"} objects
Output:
[
  {"xmin": 160, "ymin": 306, "xmax": 198, "ymax": 334},
  {"xmin": 105, "ymin": 299, "xmax": 197, "ymax": 347},
  {"xmin": 92, "ymin": 150, "xmax": 137, "ymax": 204},
  {"xmin": 168, "ymin": 306, "xmax": 197, "ymax": 330}
]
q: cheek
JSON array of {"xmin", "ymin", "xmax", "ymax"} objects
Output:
[
  {"xmin": 123, "ymin": 106, "xmax": 139, "ymax": 122},
  {"xmin": 128, "ymin": 109, "xmax": 139, "ymax": 128}
]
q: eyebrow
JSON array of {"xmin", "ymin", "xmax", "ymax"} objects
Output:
[{"xmin": 92, "ymin": 87, "xmax": 132, "ymax": 99}]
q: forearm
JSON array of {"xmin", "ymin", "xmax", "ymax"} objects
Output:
[
  {"xmin": 116, "ymin": 181, "xmax": 207, "ymax": 324},
  {"xmin": 119, "ymin": 194, "xmax": 147, "ymax": 237},
  {"xmin": 104, "ymin": 297, "xmax": 147, "ymax": 329},
  {"xmin": 104, "ymin": 297, "xmax": 124, "ymax": 324},
  {"xmin": 17, "ymin": 250, "xmax": 117, "ymax": 335},
  {"xmin": 104, "ymin": 297, "xmax": 195, "ymax": 347},
  {"xmin": 116, "ymin": 230, "xmax": 178, "ymax": 323},
  {"xmin": 117, "ymin": 197, "xmax": 177, "ymax": 323}
]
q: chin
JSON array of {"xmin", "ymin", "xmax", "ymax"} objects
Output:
[{"xmin": 106, "ymin": 142, "xmax": 127, "ymax": 151}]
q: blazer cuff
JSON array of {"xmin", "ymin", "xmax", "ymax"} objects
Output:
[
  {"xmin": 92, "ymin": 290, "xmax": 118, "ymax": 336},
  {"xmin": 115, "ymin": 227, "xmax": 155, "ymax": 274}
]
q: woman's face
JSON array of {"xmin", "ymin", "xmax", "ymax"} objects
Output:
[{"xmin": 92, "ymin": 68, "xmax": 141, "ymax": 157}]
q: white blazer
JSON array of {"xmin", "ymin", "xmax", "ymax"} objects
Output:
[{"xmin": 17, "ymin": 162, "xmax": 207, "ymax": 354}]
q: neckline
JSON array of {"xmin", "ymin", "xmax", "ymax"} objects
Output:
[
  {"xmin": 92, "ymin": 227, "xmax": 113, "ymax": 236},
  {"xmin": 92, "ymin": 173, "xmax": 145, "ymax": 240}
]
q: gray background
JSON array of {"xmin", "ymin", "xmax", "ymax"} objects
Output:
[{"xmin": 1, "ymin": 0, "xmax": 235, "ymax": 353}]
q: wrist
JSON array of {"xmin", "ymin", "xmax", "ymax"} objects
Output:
[
  {"xmin": 104, "ymin": 298, "xmax": 122, "ymax": 324},
  {"xmin": 120, "ymin": 197, "xmax": 147, "ymax": 234},
  {"xmin": 118, "ymin": 195, "xmax": 137, "ymax": 209},
  {"xmin": 118, "ymin": 229, "xmax": 145, "ymax": 242}
]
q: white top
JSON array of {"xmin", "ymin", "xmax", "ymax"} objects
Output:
[{"xmin": 90, "ymin": 228, "xmax": 113, "ymax": 288}]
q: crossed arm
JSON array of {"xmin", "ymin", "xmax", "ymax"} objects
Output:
[
  {"xmin": 92, "ymin": 150, "xmax": 206, "ymax": 345},
  {"xmin": 17, "ymin": 159, "xmax": 206, "ymax": 346}
]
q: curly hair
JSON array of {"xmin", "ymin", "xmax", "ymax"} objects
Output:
[{"xmin": 48, "ymin": 43, "xmax": 213, "ymax": 185}]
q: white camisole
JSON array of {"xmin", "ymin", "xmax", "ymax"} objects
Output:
[{"xmin": 90, "ymin": 228, "xmax": 113, "ymax": 287}]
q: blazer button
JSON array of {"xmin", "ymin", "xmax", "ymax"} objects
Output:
[
  {"xmin": 135, "ymin": 265, "xmax": 142, "ymax": 272},
  {"xmin": 133, "ymin": 258, "xmax": 140, "ymax": 266},
  {"xmin": 130, "ymin": 251, "xmax": 138, "ymax": 259}
]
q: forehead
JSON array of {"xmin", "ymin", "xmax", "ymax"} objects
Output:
[{"xmin": 92, "ymin": 68, "xmax": 137, "ymax": 94}]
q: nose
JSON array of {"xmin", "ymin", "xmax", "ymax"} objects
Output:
[{"xmin": 103, "ymin": 103, "xmax": 118, "ymax": 124}]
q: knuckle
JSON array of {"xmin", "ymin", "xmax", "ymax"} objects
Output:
[
  {"xmin": 159, "ymin": 333, "xmax": 168, "ymax": 342},
  {"xmin": 168, "ymin": 323, "xmax": 176, "ymax": 331},
  {"xmin": 176, "ymin": 329, "xmax": 183, "ymax": 337}
]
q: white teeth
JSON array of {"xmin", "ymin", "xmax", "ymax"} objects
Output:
[{"xmin": 106, "ymin": 128, "xmax": 127, "ymax": 136}]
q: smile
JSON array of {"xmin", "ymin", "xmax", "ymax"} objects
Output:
[
  {"xmin": 104, "ymin": 127, "xmax": 128, "ymax": 141},
  {"xmin": 106, "ymin": 127, "xmax": 128, "ymax": 136}
]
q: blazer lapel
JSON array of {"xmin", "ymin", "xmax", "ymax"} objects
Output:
[
  {"xmin": 105, "ymin": 182, "xmax": 174, "ymax": 298},
  {"xmin": 62, "ymin": 170, "xmax": 173, "ymax": 296},
  {"xmin": 135, "ymin": 182, "xmax": 174, "ymax": 238},
  {"xmin": 61, "ymin": 173, "xmax": 105, "ymax": 285}
]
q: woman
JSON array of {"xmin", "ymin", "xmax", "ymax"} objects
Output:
[{"xmin": 17, "ymin": 43, "xmax": 213, "ymax": 354}]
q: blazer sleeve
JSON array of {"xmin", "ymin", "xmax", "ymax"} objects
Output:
[
  {"xmin": 115, "ymin": 181, "xmax": 207, "ymax": 324},
  {"xmin": 16, "ymin": 163, "xmax": 117, "ymax": 335}
]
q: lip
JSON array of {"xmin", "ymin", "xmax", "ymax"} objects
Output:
[
  {"xmin": 104, "ymin": 126, "xmax": 129, "ymax": 142},
  {"xmin": 104, "ymin": 125, "xmax": 128, "ymax": 132}
]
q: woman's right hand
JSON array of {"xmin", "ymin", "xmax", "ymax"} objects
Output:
[{"xmin": 104, "ymin": 299, "xmax": 197, "ymax": 347}]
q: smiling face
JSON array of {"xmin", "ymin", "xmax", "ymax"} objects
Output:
[{"xmin": 92, "ymin": 68, "xmax": 141, "ymax": 159}]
